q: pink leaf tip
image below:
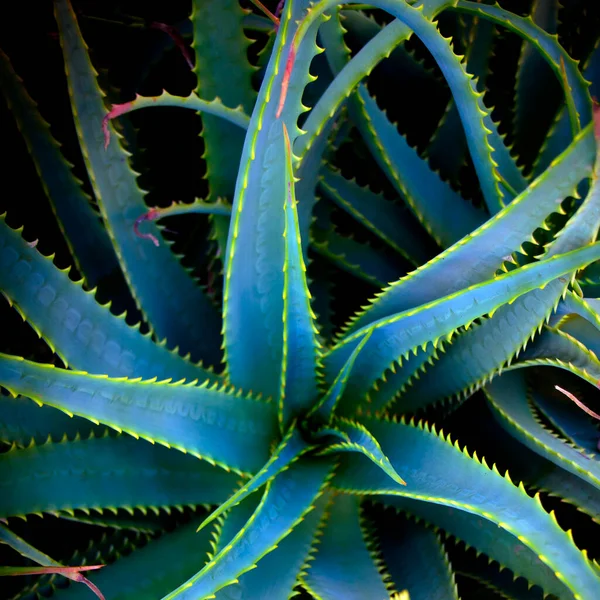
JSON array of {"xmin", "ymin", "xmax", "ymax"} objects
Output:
[
  {"xmin": 133, "ymin": 208, "xmax": 161, "ymax": 247},
  {"xmin": 555, "ymin": 385, "xmax": 600, "ymax": 421}
]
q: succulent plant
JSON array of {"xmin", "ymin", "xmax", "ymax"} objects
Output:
[{"xmin": 2, "ymin": 0, "xmax": 600, "ymax": 599}]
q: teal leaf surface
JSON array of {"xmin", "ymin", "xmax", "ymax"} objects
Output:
[
  {"xmin": 54, "ymin": 0, "xmax": 222, "ymax": 367},
  {"xmin": 302, "ymin": 494, "xmax": 390, "ymax": 600},
  {"xmin": 334, "ymin": 417, "xmax": 600, "ymax": 599},
  {"xmin": 0, "ymin": 353, "xmax": 277, "ymax": 475},
  {"xmin": 161, "ymin": 456, "xmax": 334, "ymax": 600},
  {"xmin": 0, "ymin": 433, "xmax": 238, "ymax": 518}
]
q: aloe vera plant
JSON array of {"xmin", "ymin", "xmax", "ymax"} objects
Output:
[{"xmin": 2, "ymin": 0, "xmax": 600, "ymax": 598}]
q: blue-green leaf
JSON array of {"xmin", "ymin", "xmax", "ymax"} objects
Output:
[
  {"xmin": 161, "ymin": 456, "xmax": 334, "ymax": 600},
  {"xmin": 302, "ymin": 494, "xmax": 389, "ymax": 600},
  {"xmin": 373, "ymin": 511, "xmax": 458, "ymax": 600},
  {"xmin": 0, "ymin": 354, "xmax": 277, "ymax": 475},
  {"xmin": 397, "ymin": 118, "xmax": 600, "ymax": 409},
  {"xmin": 279, "ymin": 124, "xmax": 321, "ymax": 428},
  {"xmin": 325, "ymin": 238, "xmax": 600, "ymax": 414},
  {"xmin": 54, "ymin": 0, "xmax": 222, "ymax": 367},
  {"xmin": 0, "ymin": 433, "xmax": 238, "ymax": 518},
  {"xmin": 319, "ymin": 11, "xmax": 488, "ymax": 245},
  {"xmin": 454, "ymin": 1, "xmax": 593, "ymax": 135},
  {"xmin": 297, "ymin": 1, "xmax": 454, "ymax": 166},
  {"xmin": 381, "ymin": 496, "xmax": 570, "ymax": 600},
  {"xmin": 317, "ymin": 417, "xmax": 406, "ymax": 486},
  {"xmin": 333, "ymin": 416, "xmax": 600, "ymax": 599},
  {"xmin": 0, "ymin": 48, "xmax": 119, "ymax": 289},
  {"xmin": 350, "ymin": 85, "xmax": 486, "ymax": 246},
  {"xmin": 0, "ymin": 216, "xmax": 217, "ymax": 383},
  {"xmin": 223, "ymin": 0, "xmax": 325, "ymax": 399}
]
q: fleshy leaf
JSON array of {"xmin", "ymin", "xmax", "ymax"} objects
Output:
[
  {"xmin": 223, "ymin": 0, "xmax": 325, "ymax": 399},
  {"xmin": 302, "ymin": 494, "xmax": 390, "ymax": 600},
  {"xmin": 316, "ymin": 417, "xmax": 406, "ymax": 487},
  {"xmin": 279, "ymin": 124, "xmax": 321, "ymax": 429},
  {"xmin": 0, "ymin": 432, "xmax": 238, "ymax": 518},
  {"xmin": 0, "ymin": 215, "xmax": 217, "ymax": 383},
  {"xmin": 397, "ymin": 110, "xmax": 600, "ymax": 409},
  {"xmin": 160, "ymin": 456, "xmax": 334, "ymax": 600},
  {"xmin": 0, "ymin": 354, "xmax": 277, "ymax": 475},
  {"xmin": 54, "ymin": 0, "xmax": 222, "ymax": 367},
  {"xmin": 333, "ymin": 416, "xmax": 600, "ymax": 599},
  {"xmin": 372, "ymin": 510, "xmax": 458, "ymax": 600},
  {"xmin": 197, "ymin": 421, "xmax": 312, "ymax": 533},
  {"xmin": 380, "ymin": 496, "xmax": 570, "ymax": 600},
  {"xmin": 324, "ymin": 239, "xmax": 600, "ymax": 414}
]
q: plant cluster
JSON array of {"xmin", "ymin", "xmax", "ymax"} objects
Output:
[{"xmin": 1, "ymin": 0, "xmax": 600, "ymax": 599}]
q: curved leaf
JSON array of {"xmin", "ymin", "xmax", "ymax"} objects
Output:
[
  {"xmin": 0, "ymin": 48, "xmax": 119, "ymax": 289},
  {"xmin": 399, "ymin": 122, "xmax": 600, "ymax": 409},
  {"xmin": 161, "ymin": 456, "xmax": 334, "ymax": 600},
  {"xmin": 320, "ymin": 11, "xmax": 487, "ymax": 245},
  {"xmin": 317, "ymin": 417, "xmax": 406, "ymax": 486},
  {"xmin": 0, "ymin": 433, "xmax": 238, "ymax": 518},
  {"xmin": 372, "ymin": 511, "xmax": 458, "ymax": 600},
  {"xmin": 485, "ymin": 371, "xmax": 600, "ymax": 490},
  {"xmin": 223, "ymin": 0, "xmax": 325, "ymax": 399},
  {"xmin": 0, "ymin": 354, "xmax": 277, "ymax": 475},
  {"xmin": 338, "ymin": 123, "xmax": 595, "ymax": 340},
  {"xmin": 380, "ymin": 496, "xmax": 570, "ymax": 600},
  {"xmin": 333, "ymin": 416, "xmax": 600, "ymax": 599},
  {"xmin": 325, "ymin": 239, "xmax": 600, "ymax": 414},
  {"xmin": 454, "ymin": 1, "xmax": 593, "ymax": 135},
  {"xmin": 0, "ymin": 216, "xmax": 216, "ymax": 383},
  {"xmin": 54, "ymin": 0, "xmax": 222, "ymax": 367},
  {"xmin": 302, "ymin": 494, "xmax": 390, "ymax": 600}
]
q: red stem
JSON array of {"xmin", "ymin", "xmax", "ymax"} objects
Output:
[{"xmin": 249, "ymin": 0, "xmax": 280, "ymax": 27}]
